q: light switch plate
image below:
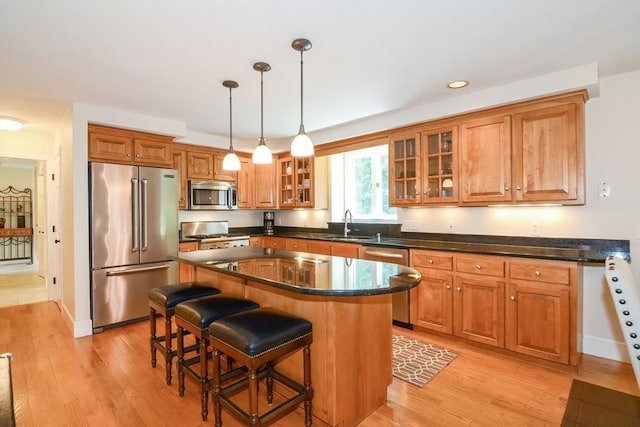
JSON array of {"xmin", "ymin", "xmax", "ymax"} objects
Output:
[{"xmin": 598, "ymin": 182, "xmax": 611, "ymax": 198}]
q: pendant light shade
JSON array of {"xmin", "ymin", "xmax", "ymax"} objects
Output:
[
  {"xmin": 222, "ymin": 80, "xmax": 241, "ymax": 171},
  {"xmin": 252, "ymin": 62, "xmax": 273, "ymax": 164},
  {"xmin": 291, "ymin": 38, "xmax": 314, "ymax": 157}
]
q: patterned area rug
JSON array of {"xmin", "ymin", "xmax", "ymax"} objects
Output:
[{"xmin": 392, "ymin": 334, "xmax": 457, "ymax": 387}]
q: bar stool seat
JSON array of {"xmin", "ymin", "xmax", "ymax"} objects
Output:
[
  {"xmin": 209, "ymin": 308, "xmax": 313, "ymax": 426},
  {"xmin": 148, "ymin": 282, "xmax": 220, "ymax": 385},
  {"xmin": 175, "ymin": 295, "xmax": 260, "ymax": 421}
]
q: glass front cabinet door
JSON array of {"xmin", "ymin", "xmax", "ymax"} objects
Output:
[
  {"xmin": 390, "ymin": 132, "xmax": 421, "ymax": 206},
  {"xmin": 422, "ymin": 126, "xmax": 458, "ymax": 203}
]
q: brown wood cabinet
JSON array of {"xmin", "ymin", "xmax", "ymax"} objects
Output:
[
  {"xmin": 387, "ymin": 92, "xmax": 585, "ymax": 207},
  {"xmin": 88, "ymin": 124, "xmax": 173, "ymax": 167},
  {"xmin": 237, "ymin": 156, "xmax": 254, "ymax": 209},
  {"xmin": 254, "ymin": 162, "xmax": 277, "ymax": 209},
  {"xmin": 186, "ymin": 151, "xmax": 214, "ymax": 180},
  {"xmin": 172, "ymin": 149, "xmax": 188, "ymax": 210},
  {"xmin": 178, "ymin": 241, "xmax": 198, "ymax": 282},
  {"xmin": 410, "ymin": 248, "xmax": 580, "ymax": 365},
  {"xmin": 213, "ymin": 154, "xmax": 237, "ymax": 182}
]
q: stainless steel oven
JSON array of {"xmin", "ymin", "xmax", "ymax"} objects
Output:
[
  {"xmin": 359, "ymin": 246, "xmax": 412, "ymax": 329},
  {"xmin": 188, "ymin": 180, "xmax": 238, "ymax": 210}
]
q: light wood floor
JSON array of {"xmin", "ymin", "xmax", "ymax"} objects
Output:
[
  {"xmin": 1, "ymin": 301, "xmax": 638, "ymax": 427},
  {"xmin": 0, "ymin": 272, "xmax": 46, "ymax": 308}
]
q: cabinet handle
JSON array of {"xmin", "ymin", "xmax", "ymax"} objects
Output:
[
  {"xmin": 510, "ymin": 295, "xmax": 516, "ymax": 301},
  {"xmin": 456, "ymin": 287, "xmax": 461, "ymax": 292},
  {"xmin": 516, "ymin": 186, "xmax": 522, "ymax": 191},
  {"xmin": 535, "ymin": 271, "xmax": 541, "ymax": 276},
  {"xmin": 475, "ymin": 264, "xmax": 481, "ymax": 270},
  {"xmin": 446, "ymin": 285, "xmax": 451, "ymax": 289}
]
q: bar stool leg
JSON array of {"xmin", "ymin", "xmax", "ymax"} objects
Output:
[
  {"xmin": 177, "ymin": 325, "xmax": 185, "ymax": 397},
  {"xmin": 150, "ymin": 307, "xmax": 157, "ymax": 368},
  {"xmin": 199, "ymin": 336, "xmax": 209, "ymax": 421},
  {"xmin": 266, "ymin": 363, "xmax": 274, "ymax": 405},
  {"xmin": 249, "ymin": 369, "xmax": 259, "ymax": 426},
  {"xmin": 212, "ymin": 348, "xmax": 222, "ymax": 427},
  {"xmin": 164, "ymin": 314, "xmax": 173, "ymax": 385},
  {"xmin": 304, "ymin": 345, "xmax": 313, "ymax": 427}
]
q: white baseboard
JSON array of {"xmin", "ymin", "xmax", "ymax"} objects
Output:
[
  {"xmin": 59, "ymin": 302, "xmax": 93, "ymax": 338},
  {"xmin": 583, "ymin": 334, "xmax": 630, "ymax": 363}
]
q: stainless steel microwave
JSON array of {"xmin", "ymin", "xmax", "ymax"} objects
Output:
[{"xmin": 188, "ymin": 180, "xmax": 238, "ymax": 210}]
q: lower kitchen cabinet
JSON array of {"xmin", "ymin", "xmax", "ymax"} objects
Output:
[
  {"xmin": 410, "ymin": 248, "xmax": 580, "ymax": 366},
  {"xmin": 178, "ymin": 241, "xmax": 198, "ymax": 282}
]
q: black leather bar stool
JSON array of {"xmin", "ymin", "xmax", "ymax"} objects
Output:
[
  {"xmin": 148, "ymin": 282, "xmax": 220, "ymax": 385},
  {"xmin": 175, "ymin": 295, "xmax": 260, "ymax": 421},
  {"xmin": 209, "ymin": 307, "xmax": 313, "ymax": 426}
]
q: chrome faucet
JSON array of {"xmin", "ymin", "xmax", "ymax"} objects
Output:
[{"xmin": 344, "ymin": 209, "xmax": 353, "ymax": 237}]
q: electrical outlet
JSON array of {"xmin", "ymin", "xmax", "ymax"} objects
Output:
[
  {"xmin": 448, "ymin": 221, "xmax": 455, "ymax": 233},
  {"xmin": 530, "ymin": 222, "xmax": 540, "ymax": 237}
]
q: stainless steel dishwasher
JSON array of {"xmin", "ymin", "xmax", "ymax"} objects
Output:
[{"xmin": 358, "ymin": 246, "xmax": 412, "ymax": 329}]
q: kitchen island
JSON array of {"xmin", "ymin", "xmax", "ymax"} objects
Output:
[{"xmin": 176, "ymin": 246, "xmax": 421, "ymax": 427}]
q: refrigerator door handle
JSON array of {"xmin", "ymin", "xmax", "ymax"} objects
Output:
[
  {"xmin": 131, "ymin": 178, "xmax": 139, "ymax": 252},
  {"xmin": 105, "ymin": 263, "xmax": 171, "ymax": 277},
  {"xmin": 141, "ymin": 178, "xmax": 149, "ymax": 251}
]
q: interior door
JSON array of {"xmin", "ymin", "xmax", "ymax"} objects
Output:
[{"xmin": 36, "ymin": 171, "xmax": 46, "ymax": 278}]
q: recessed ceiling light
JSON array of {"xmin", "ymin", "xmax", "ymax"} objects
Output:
[
  {"xmin": 447, "ymin": 80, "xmax": 469, "ymax": 89},
  {"xmin": 0, "ymin": 116, "xmax": 25, "ymax": 131}
]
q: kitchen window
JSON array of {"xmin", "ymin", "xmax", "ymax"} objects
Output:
[{"xmin": 331, "ymin": 145, "xmax": 397, "ymax": 221}]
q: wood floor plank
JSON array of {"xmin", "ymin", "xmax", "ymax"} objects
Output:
[{"xmin": 1, "ymin": 301, "xmax": 638, "ymax": 426}]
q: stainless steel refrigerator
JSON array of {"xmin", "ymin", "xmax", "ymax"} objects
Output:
[{"xmin": 90, "ymin": 162, "xmax": 179, "ymax": 331}]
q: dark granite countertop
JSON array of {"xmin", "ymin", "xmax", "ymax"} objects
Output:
[
  {"xmin": 248, "ymin": 230, "xmax": 629, "ymax": 263},
  {"xmin": 175, "ymin": 246, "xmax": 421, "ymax": 297}
]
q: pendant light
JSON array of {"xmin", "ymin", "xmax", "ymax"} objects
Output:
[
  {"xmin": 252, "ymin": 62, "xmax": 273, "ymax": 164},
  {"xmin": 291, "ymin": 38, "xmax": 314, "ymax": 157},
  {"xmin": 222, "ymin": 80, "xmax": 241, "ymax": 171}
]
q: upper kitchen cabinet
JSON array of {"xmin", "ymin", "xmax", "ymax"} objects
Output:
[
  {"xmin": 422, "ymin": 126, "xmax": 458, "ymax": 204},
  {"xmin": 186, "ymin": 151, "xmax": 214, "ymax": 180},
  {"xmin": 237, "ymin": 156, "xmax": 254, "ymax": 209},
  {"xmin": 389, "ymin": 132, "xmax": 421, "ymax": 206},
  {"xmin": 88, "ymin": 124, "xmax": 173, "ymax": 167},
  {"xmin": 213, "ymin": 154, "xmax": 238, "ymax": 182},
  {"xmin": 512, "ymin": 101, "xmax": 584, "ymax": 204},
  {"xmin": 254, "ymin": 161, "xmax": 277, "ymax": 209},
  {"xmin": 278, "ymin": 156, "xmax": 328, "ymax": 209},
  {"xmin": 172, "ymin": 148, "xmax": 188, "ymax": 210},
  {"xmin": 459, "ymin": 115, "xmax": 512, "ymax": 204}
]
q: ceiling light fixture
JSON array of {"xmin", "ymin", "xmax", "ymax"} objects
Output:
[
  {"xmin": 252, "ymin": 62, "xmax": 273, "ymax": 164},
  {"xmin": 0, "ymin": 116, "xmax": 24, "ymax": 131},
  {"xmin": 290, "ymin": 38, "xmax": 314, "ymax": 157},
  {"xmin": 447, "ymin": 80, "xmax": 469, "ymax": 89},
  {"xmin": 221, "ymin": 80, "xmax": 241, "ymax": 171}
]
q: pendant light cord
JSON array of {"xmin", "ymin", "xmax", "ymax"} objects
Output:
[
  {"xmin": 228, "ymin": 86, "xmax": 234, "ymax": 152},
  {"xmin": 260, "ymin": 69, "xmax": 264, "ymax": 143},
  {"xmin": 299, "ymin": 48, "xmax": 304, "ymax": 128}
]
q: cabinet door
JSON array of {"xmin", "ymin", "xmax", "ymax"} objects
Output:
[
  {"xmin": 411, "ymin": 270, "xmax": 453, "ymax": 334},
  {"xmin": 422, "ymin": 127, "xmax": 458, "ymax": 203},
  {"xmin": 262, "ymin": 236, "xmax": 287, "ymax": 249},
  {"xmin": 460, "ymin": 115, "xmax": 512, "ymax": 204},
  {"xmin": 307, "ymin": 240, "xmax": 332, "ymax": 255},
  {"xmin": 133, "ymin": 138, "xmax": 172, "ymax": 167},
  {"xmin": 513, "ymin": 103, "xmax": 583, "ymax": 203},
  {"xmin": 213, "ymin": 154, "xmax": 238, "ymax": 182},
  {"xmin": 178, "ymin": 241, "xmax": 198, "ymax": 282},
  {"xmin": 389, "ymin": 132, "xmax": 421, "ymax": 206},
  {"xmin": 187, "ymin": 152, "xmax": 214, "ymax": 180},
  {"xmin": 295, "ymin": 157, "xmax": 314, "ymax": 208},
  {"xmin": 237, "ymin": 157, "xmax": 254, "ymax": 208},
  {"xmin": 172, "ymin": 149, "xmax": 188, "ymax": 210},
  {"xmin": 249, "ymin": 237, "xmax": 264, "ymax": 247},
  {"xmin": 506, "ymin": 281, "xmax": 570, "ymax": 363},
  {"xmin": 285, "ymin": 238, "xmax": 309, "ymax": 252},
  {"xmin": 331, "ymin": 242, "xmax": 360, "ymax": 258},
  {"xmin": 278, "ymin": 157, "xmax": 296, "ymax": 209},
  {"xmin": 453, "ymin": 275, "xmax": 505, "ymax": 347},
  {"xmin": 88, "ymin": 130, "xmax": 133, "ymax": 163},
  {"xmin": 254, "ymin": 162, "xmax": 277, "ymax": 208}
]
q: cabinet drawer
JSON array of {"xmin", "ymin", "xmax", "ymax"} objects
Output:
[
  {"xmin": 410, "ymin": 251, "xmax": 453, "ymax": 271},
  {"xmin": 263, "ymin": 237, "xmax": 286, "ymax": 249},
  {"xmin": 179, "ymin": 241, "xmax": 198, "ymax": 252},
  {"xmin": 286, "ymin": 239, "xmax": 309, "ymax": 252},
  {"xmin": 509, "ymin": 262, "xmax": 571, "ymax": 285},
  {"xmin": 456, "ymin": 256, "xmax": 505, "ymax": 277}
]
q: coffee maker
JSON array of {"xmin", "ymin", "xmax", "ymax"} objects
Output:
[{"xmin": 263, "ymin": 211, "xmax": 275, "ymax": 235}]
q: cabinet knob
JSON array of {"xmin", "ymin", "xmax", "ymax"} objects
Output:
[
  {"xmin": 456, "ymin": 287, "xmax": 461, "ymax": 292},
  {"xmin": 475, "ymin": 264, "xmax": 481, "ymax": 270},
  {"xmin": 446, "ymin": 285, "xmax": 451, "ymax": 289},
  {"xmin": 510, "ymin": 295, "xmax": 516, "ymax": 301},
  {"xmin": 126, "ymin": 154, "xmax": 131, "ymax": 157},
  {"xmin": 428, "ymin": 259, "xmax": 434, "ymax": 264},
  {"xmin": 505, "ymin": 186, "xmax": 510, "ymax": 191},
  {"xmin": 535, "ymin": 271, "xmax": 541, "ymax": 276},
  {"xmin": 516, "ymin": 186, "xmax": 522, "ymax": 191}
]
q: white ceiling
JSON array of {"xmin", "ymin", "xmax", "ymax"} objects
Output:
[{"xmin": 1, "ymin": 0, "xmax": 639, "ymax": 152}]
